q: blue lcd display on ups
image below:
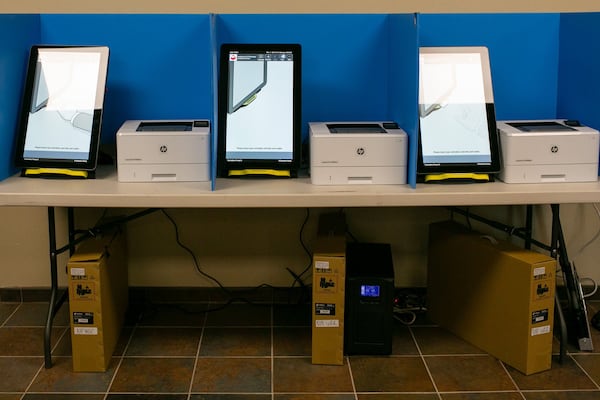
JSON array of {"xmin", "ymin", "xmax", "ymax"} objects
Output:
[{"xmin": 360, "ymin": 285, "xmax": 380, "ymax": 297}]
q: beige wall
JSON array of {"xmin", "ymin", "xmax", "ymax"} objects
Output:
[
  {"xmin": 3, "ymin": 205, "xmax": 600, "ymax": 292},
  {"xmin": 1, "ymin": 2, "xmax": 600, "ymax": 292},
  {"xmin": 1, "ymin": 0, "xmax": 599, "ymax": 13}
]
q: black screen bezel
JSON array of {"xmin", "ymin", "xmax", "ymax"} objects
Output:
[
  {"xmin": 14, "ymin": 45, "xmax": 109, "ymax": 171},
  {"xmin": 417, "ymin": 46, "xmax": 501, "ymax": 175},
  {"xmin": 217, "ymin": 43, "xmax": 302, "ymax": 178}
]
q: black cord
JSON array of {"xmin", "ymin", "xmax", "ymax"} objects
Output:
[
  {"xmin": 294, "ymin": 208, "xmax": 313, "ymax": 282},
  {"xmin": 160, "ymin": 209, "xmax": 231, "ymax": 296},
  {"xmin": 160, "ymin": 209, "xmax": 295, "ymax": 308}
]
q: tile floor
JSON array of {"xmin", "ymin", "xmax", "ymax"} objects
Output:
[{"xmin": 0, "ymin": 297, "xmax": 599, "ymax": 400}]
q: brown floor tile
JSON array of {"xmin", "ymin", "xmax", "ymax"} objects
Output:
[
  {"xmin": 273, "ymin": 304, "xmax": 311, "ymax": 326},
  {"xmin": 392, "ymin": 325, "xmax": 419, "ymax": 355},
  {"xmin": 523, "ymin": 391, "xmax": 600, "ymax": 400},
  {"xmin": 411, "ymin": 327, "xmax": 486, "ymax": 355},
  {"xmin": 441, "ymin": 393, "xmax": 524, "ymax": 400},
  {"xmin": 204, "ymin": 304, "xmax": 271, "ymax": 327},
  {"xmin": 126, "ymin": 327, "xmax": 202, "ymax": 356},
  {"xmin": 135, "ymin": 303, "xmax": 208, "ymax": 327},
  {"xmin": 23, "ymin": 395, "xmax": 106, "ymax": 399},
  {"xmin": 50, "ymin": 329, "xmax": 73, "ymax": 356},
  {"xmin": 425, "ymin": 355, "xmax": 516, "ymax": 392},
  {"xmin": 351, "ymin": 356, "xmax": 435, "ymax": 392},
  {"xmin": 2, "ymin": 298, "xmax": 600, "ymax": 400},
  {"xmin": 0, "ymin": 357, "xmax": 43, "ymax": 391},
  {"xmin": 358, "ymin": 395, "xmax": 438, "ymax": 400},
  {"xmin": 114, "ymin": 326, "xmax": 135, "ymax": 355},
  {"xmin": 110, "ymin": 357, "xmax": 195, "ymax": 393},
  {"xmin": 571, "ymin": 354, "xmax": 600, "ymax": 384},
  {"xmin": 0, "ymin": 327, "xmax": 66, "ymax": 356},
  {"xmin": 507, "ymin": 356, "xmax": 597, "ymax": 391},
  {"xmin": 199, "ymin": 327, "xmax": 271, "ymax": 356},
  {"xmin": 4, "ymin": 302, "xmax": 69, "ymax": 327},
  {"xmin": 0, "ymin": 395, "xmax": 23, "ymax": 400},
  {"xmin": 278, "ymin": 395, "xmax": 356, "ymax": 400},
  {"xmin": 273, "ymin": 327, "xmax": 311, "ymax": 356},
  {"xmin": 273, "ymin": 357, "xmax": 353, "ymax": 393},
  {"xmin": 107, "ymin": 395, "xmax": 188, "ymax": 400},
  {"xmin": 0, "ymin": 303, "xmax": 19, "ymax": 325},
  {"xmin": 28, "ymin": 356, "xmax": 117, "ymax": 392},
  {"xmin": 191, "ymin": 394, "xmax": 271, "ymax": 399},
  {"xmin": 192, "ymin": 357, "xmax": 271, "ymax": 393}
]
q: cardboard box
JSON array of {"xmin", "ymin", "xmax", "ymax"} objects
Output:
[
  {"xmin": 312, "ymin": 213, "xmax": 346, "ymax": 365},
  {"xmin": 68, "ymin": 228, "xmax": 128, "ymax": 372},
  {"xmin": 427, "ymin": 220, "xmax": 556, "ymax": 375}
]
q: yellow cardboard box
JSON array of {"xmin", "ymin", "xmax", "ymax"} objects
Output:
[
  {"xmin": 427, "ymin": 220, "xmax": 556, "ymax": 375},
  {"xmin": 312, "ymin": 213, "xmax": 346, "ymax": 365},
  {"xmin": 68, "ymin": 228, "xmax": 128, "ymax": 371}
]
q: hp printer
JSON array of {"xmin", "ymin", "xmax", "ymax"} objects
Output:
[
  {"xmin": 497, "ymin": 120, "xmax": 599, "ymax": 183},
  {"xmin": 309, "ymin": 122, "xmax": 408, "ymax": 185},
  {"xmin": 117, "ymin": 120, "xmax": 210, "ymax": 183}
]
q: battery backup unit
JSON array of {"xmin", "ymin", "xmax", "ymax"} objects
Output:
[{"xmin": 345, "ymin": 242, "xmax": 395, "ymax": 355}]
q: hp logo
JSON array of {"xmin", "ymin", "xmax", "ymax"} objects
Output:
[
  {"xmin": 356, "ymin": 147, "xmax": 365, "ymax": 155},
  {"xmin": 550, "ymin": 145, "xmax": 558, "ymax": 153},
  {"xmin": 160, "ymin": 145, "xmax": 168, "ymax": 153}
]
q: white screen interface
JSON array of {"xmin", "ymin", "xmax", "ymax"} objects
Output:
[
  {"xmin": 225, "ymin": 51, "xmax": 294, "ymax": 162},
  {"xmin": 419, "ymin": 51, "xmax": 492, "ymax": 165},
  {"xmin": 23, "ymin": 50, "xmax": 100, "ymax": 162}
]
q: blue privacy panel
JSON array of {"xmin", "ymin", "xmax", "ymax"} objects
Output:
[
  {"xmin": 210, "ymin": 14, "xmax": 219, "ymax": 190},
  {"xmin": 0, "ymin": 15, "xmax": 41, "ymax": 181},
  {"xmin": 557, "ymin": 13, "xmax": 600, "ymax": 129},
  {"xmin": 40, "ymin": 14, "xmax": 214, "ymax": 146},
  {"xmin": 418, "ymin": 13, "xmax": 561, "ymax": 121},
  {"xmin": 558, "ymin": 12, "xmax": 600, "ymax": 175},
  {"xmin": 215, "ymin": 14, "xmax": 418, "ymax": 185},
  {"xmin": 215, "ymin": 14, "xmax": 417, "ymax": 140},
  {"xmin": 388, "ymin": 14, "xmax": 419, "ymax": 187}
]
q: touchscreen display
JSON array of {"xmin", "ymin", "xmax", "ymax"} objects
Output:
[
  {"xmin": 23, "ymin": 50, "xmax": 101, "ymax": 162},
  {"xmin": 15, "ymin": 46, "xmax": 109, "ymax": 171},
  {"xmin": 224, "ymin": 49, "xmax": 295, "ymax": 162},
  {"xmin": 417, "ymin": 47, "xmax": 500, "ymax": 174}
]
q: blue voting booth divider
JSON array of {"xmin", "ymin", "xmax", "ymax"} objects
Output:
[
  {"xmin": 418, "ymin": 13, "xmax": 561, "ymax": 121},
  {"xmin": 0, "ymin": 12, "xmax": 598, "ymax": 187},
  {"xmin": 213, "ymin": 14, "xmax": 419, "ymax": 186},
  {"xmin": 557, "ymin": 13, "xmax": 600, "ymax": 138},
  {"xmin": 0, "ymin": 15, "xmax": 40, "ymax": 182},
  {"xmin": 419, "ymin": 12, "xmax": 600, "ymax": 177}
]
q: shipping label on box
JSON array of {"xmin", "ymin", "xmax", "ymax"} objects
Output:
[{"xmin": 312, "ymin": 214, "xmax": 346, "ymax": 366}]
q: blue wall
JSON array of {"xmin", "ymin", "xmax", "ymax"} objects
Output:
[
  {"xmin": 557, "ymin": 13, "xmax": 600, "ymax": 129},
  {"xmin": 0, "ymin": 15, "xmax": 40, "ymax": 180},
  {"xmin": 418, "ymin": 13, "xmax": 561, "ymax": 121},
  {"xmin": 1, "ymin": 13, "xmax": 599, "ymax": 184},
  {"xmin": 214, "ymin": 14, "xmax": 418, "ymax": 186},
  {"xmin": 215, "ymin": 14, "xmax": 417, "ymax": 138},
  {"xmin": 40, "ymin": 14, "xmax": 214, "ymax": 146}
]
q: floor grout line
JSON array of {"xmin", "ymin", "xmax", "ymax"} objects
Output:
[
  {"xmin": 1, "ymin": 300, "xmax": 600, "ymax": 397},
  {"xmin": 408, "ymin": 325, "xmax": 443, "ymax": 400}
]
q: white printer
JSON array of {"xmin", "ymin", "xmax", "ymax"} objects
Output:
[
  {"xmin": 497, "ymin": 120, "xmax": 599, "ymax": 183},
  {"xmin": 117, "ymin": 120, "xmax": 210, "ymax": 182},
  {"xmin": 309, "ymin": 122, "xmax": 408, "ymax": 185}
]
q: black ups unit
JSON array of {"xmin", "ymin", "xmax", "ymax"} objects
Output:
[{"xmin": 345, "ymin": 242, "xmax": 394, "ymax": 355}]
